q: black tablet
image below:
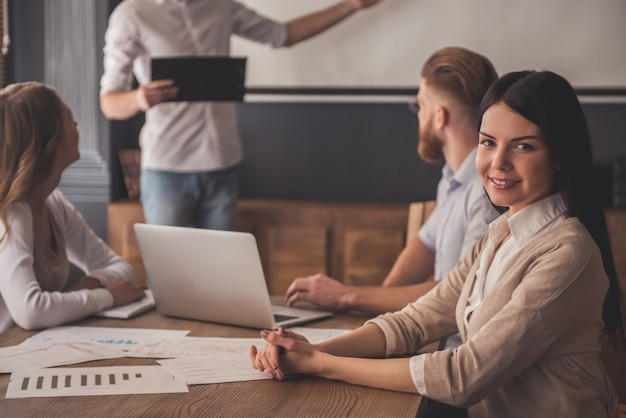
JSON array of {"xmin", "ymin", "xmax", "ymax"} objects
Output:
[{"xmin": 151, "ymin": 56, "xmax": 247, "ymax": 102}]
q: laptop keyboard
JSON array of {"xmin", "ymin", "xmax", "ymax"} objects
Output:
[{"xmin": 274, "ymin": 313, "xmax": 298, "ymax": 323}]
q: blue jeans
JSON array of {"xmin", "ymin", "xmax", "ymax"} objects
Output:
[{"xmin": 140, "ymin": 167, "xmax": 238, "ymax": 230}]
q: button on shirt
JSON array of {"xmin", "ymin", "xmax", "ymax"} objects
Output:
[
  {"xmin": 418, "ymin": 148, "xmax": 499, "ymax": 281},
  {"xmin": 100, "ymin": 0, "xmax": 288, "ymax": 172}
]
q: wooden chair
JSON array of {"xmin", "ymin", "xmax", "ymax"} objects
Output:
[
  {"xmin": 406, "ymin": 200, "xmax": 437, "ymax": 245},
  {"xmin": 336, "ymin": 201, "xmax": 436, "ymax": 288},
  {"xmin": 119, "ymin": 148, "xmax": 141, "ymax": 200}
]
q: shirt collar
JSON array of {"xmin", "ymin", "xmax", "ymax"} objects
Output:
[
  {"xmin": 442, "ymin": 147, "xmax": 479, "ymax": 186},
  {"xmin": 505, "ymin": 193, "xmax": 569, "ymax": 246}
]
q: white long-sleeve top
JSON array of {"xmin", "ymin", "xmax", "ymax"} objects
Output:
[{"xmin": 0, "ymin": 189, "xmax": 135, "ymax": 333}]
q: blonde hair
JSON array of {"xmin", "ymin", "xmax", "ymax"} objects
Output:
[
  {"xmin": 421, "ymin": 46, "xmax": 498, "ymax": 126},
  {"xmin": 0, "ymin": 82, "xmax": 66, "ymax": 241}
]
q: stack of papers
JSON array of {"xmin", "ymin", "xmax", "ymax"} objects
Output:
[{"xmin": 0, "ymin": 325, "xmax": 349, "ymax": 399}]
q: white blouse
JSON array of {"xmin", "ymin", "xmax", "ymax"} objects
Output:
[
  {"xmin": 0, "ymin": 189, "xmax": 135, "ymax": 333},
  {"xmin": 463, "ymin": 194, "xmax": 569, "ymax": 329}
]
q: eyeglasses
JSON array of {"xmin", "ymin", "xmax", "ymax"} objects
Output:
[{"xmin": 408, "ymin": 99, "xmax": 419, "ymax": 113}]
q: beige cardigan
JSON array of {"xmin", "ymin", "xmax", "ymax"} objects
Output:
[{"xmin": 373, "ymin": 218, "xmax": 618, "ymax": 417}]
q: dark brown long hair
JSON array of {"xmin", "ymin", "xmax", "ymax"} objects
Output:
[{"xmin": 478, "ymin": 70, "xmax": 624, "ymax": 347}]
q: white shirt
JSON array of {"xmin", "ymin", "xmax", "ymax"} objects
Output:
[
  {"xmin": 100, "ymin": 0, "xmax": 288, "ymax": 172},
  {"xmin": 0, "ymin": 190, "xmax": 135, "ymax": 333}
]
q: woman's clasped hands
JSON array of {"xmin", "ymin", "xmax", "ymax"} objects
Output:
[{"xmin": 249, "ymin": 327, "xmax": 323, "ymax": 380}]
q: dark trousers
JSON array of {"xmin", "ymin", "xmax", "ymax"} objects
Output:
[{"xmin": 423, "ymin": 399, "xmax": 468, "ymax": 418}]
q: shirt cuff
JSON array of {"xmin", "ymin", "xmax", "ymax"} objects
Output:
[
  {"xmin": 92, "ymin": 287, "xmax": 114, "ymax": 311},
  {"xmin": 100, "ymin": 73, "xmax": 133, "ymax": 95},
  {"xmin": 410, "ymin": 354, "xmax": 428, "ymax": 395},
  {"xmin": 274, "ymin": 24, "xmax": 289, "ymax": 48}
]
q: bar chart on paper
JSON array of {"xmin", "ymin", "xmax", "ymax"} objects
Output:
[{"xmin": 6, "ymin": 366, "xmax": 188, "ymax": 398}]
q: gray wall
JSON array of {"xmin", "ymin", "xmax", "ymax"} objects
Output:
[
  {"xmin": 109, "ymin": 96, "xmax": 626, "ymax": 209},
  {"xmin": 108, "ymin": 101, "xmax": 443, "ymax": 203},
  {"xmin": 8, "ymin": 0, "xmax": 626, "ymax": 243}
]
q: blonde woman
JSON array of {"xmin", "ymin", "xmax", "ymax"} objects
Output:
[{"xmin": 0, "ymin": 82, "xmax": 145, "ymax": 334}]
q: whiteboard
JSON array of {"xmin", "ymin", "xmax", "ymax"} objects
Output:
[{"xmin": 232, "ymin": 0, "xmax": 626, "ymax": 91}]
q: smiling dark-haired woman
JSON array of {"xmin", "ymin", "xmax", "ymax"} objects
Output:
[{"xmin": 250, "ymin": 71, "xmax": 625, "ymax": 418}]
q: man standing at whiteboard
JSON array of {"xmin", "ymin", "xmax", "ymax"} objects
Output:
[{"xmin": 100, "ymin": 0, "xmax": 381, "ymax": 230}]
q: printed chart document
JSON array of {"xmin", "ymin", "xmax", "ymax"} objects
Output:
[
  {"xmin": 2, "ymin": 326, "xmax": 352, "ymax": 389},
  {"xmin": 123, "ymin": 328, "xmax": 349, "ymax": 359},
  {"xmin": 158, "ymin": 353, "xmax": 268, "ymax": 385},
  {"xmin": 123, "ymin": 336, "xmax": 264, "ymax": 358},
  {"xmin": 1, "ymin": 327, "xmax": 192, "ymax": 373},
  {"xmin": 21, "ymin": 326, "xmax": 190, "ymax": 354},
  {"xmin": 95, "ymin": 290, "xmax": 155, "ymax": 319},
  {"xmin": 6, "ymin": 365, "xmax": 188, "ymax": 398},
  {"xmin": 150, "ymin": 328, "xmax": 352, "ymax": 385},
  {"xmin": 0, "ymin": 341, "xmax": 123, "ymax": 373}
]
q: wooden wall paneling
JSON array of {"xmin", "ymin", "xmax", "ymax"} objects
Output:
[
  {"xmin": 268, "ymin": 227, "xmax": 327, "ymax": 265},
  {"xmin": 121, "ymin": 219, "xmax": 142, "ymax": 259},
  {"xmin": 343, "ymin": 228, "xmax": 405, "ymax": 286},
  {"xmin": 266, "ymin": 226, "xmax": 329, "ymax": 294},
  {"xmin": 109, "ymin": 199, "xmax": 412, "ymax": 292},
  {"xmin": 333, "ymin": 203, "xmax": 409, "ymax": 286},
  {"xmin": 108, "ymin": 201, "xmax": 147, "ymax": 287},
  {"xmin": 237, "ymin": 200, "xmax": 334, "ymax": 293}
]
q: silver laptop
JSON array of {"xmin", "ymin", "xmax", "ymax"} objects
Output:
[{"xmin": 133, "ymin": 223, "xmax": 331, "ymax": 329}]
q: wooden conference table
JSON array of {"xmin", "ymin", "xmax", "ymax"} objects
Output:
[{"xmin": 0, "ymin": 302, "xmax": 425, "ymax": 418}]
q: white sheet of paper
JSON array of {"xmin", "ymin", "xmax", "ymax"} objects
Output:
[
  {"xmin": 152, "ymin": 329, "xmax": 352, "ymax": 385},
  {"xmin": 123, "ymin": 327, "xmax": 349, "ymax": 358},
  {"xmin": 158, "ymin": 353, "xmax": 269, "ymax": 385},
  {"xmin": 21, "ymin": 326, "xmax": 190, "ymax": 354},
  {"xmin": 6, "ymin": 365, "xmax": 188, "ymax": 398},
  {"xmin": 0, "ymin": 341, "xmax": 124, "ymax": 373},
  {"xmin": 289, "ymin": 327, "xmax": 351, "ymax": 343},
  {"xmin": 124, "ymin": 336, "xmax": 264, "ymax": 358}
]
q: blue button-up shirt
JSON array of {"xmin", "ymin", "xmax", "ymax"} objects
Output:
[{"xmin": 419, "ymin": 148, "xmax": 499, "ymax": 281}]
